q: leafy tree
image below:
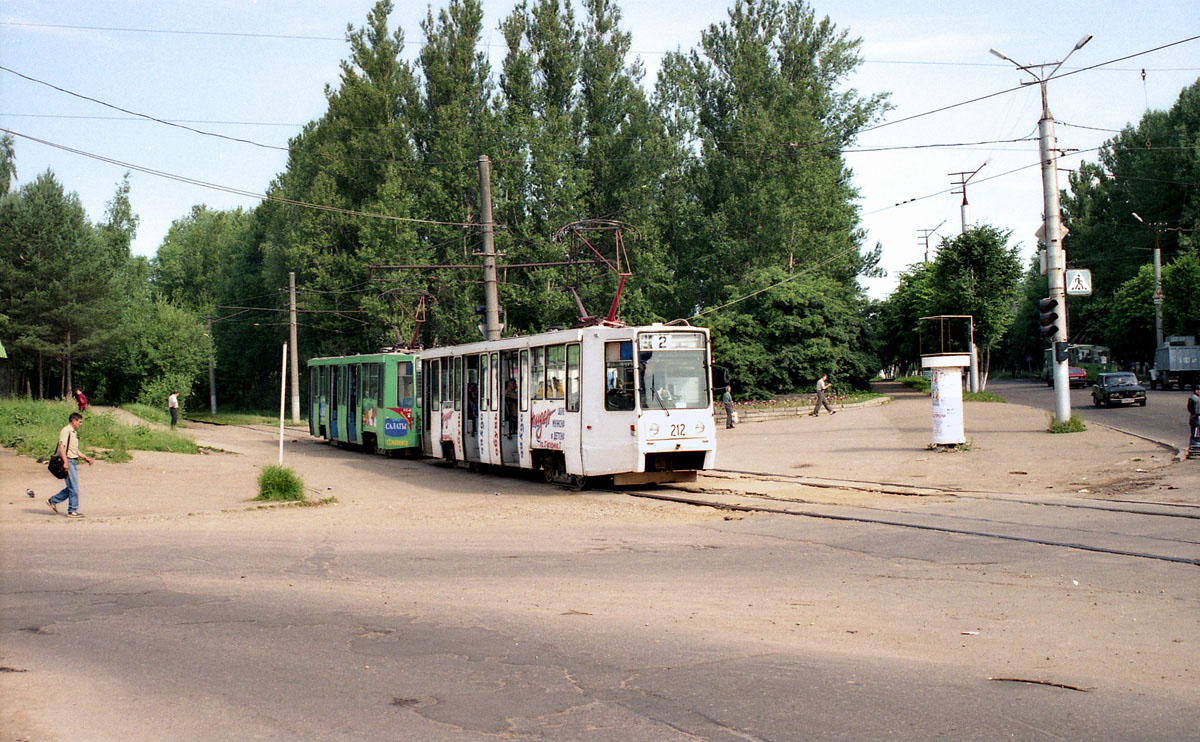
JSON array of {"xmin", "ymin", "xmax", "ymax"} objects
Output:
[
  {"xmin": 152, "ymin": 205, "xmax": 252, "ymax": 310},
  {"xmin": 1060, "ymin": 77, "xmax": 1200, "ymax": 352},
  {"xmin": 0, "ymin": 134, "xmax": 15, "ymax": 197},
  {"xmin": 929, "ymin": 225, "xmax": 1022, "ymax": 385},
  {"xmin": 0, "ymin": 171, "xmax": 118, "ymax": 397},
  {"xmin": 874, "ymin": 262, "xmax": 936, "ymax": 376}
]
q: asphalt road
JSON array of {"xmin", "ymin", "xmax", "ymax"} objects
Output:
[{"xmin": 986, "ymin": 377, "xmax": 1193, "ymax": 453}]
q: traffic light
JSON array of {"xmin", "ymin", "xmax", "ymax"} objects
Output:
[{"xmin": 1037, "ymin": 297, "xmax": 1060, "ymax": 339}]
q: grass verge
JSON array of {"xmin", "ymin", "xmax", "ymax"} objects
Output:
[
  {"xmin": 121, "ymin": 403, "xmax": 172, "ymax": 426},
  {"xmin": 0, "ymin": 398, "xmax": 198, "ymax": 461},
  {"xmin": 188, "ymin": 410, "xmax": 305, "ymax": 426}
]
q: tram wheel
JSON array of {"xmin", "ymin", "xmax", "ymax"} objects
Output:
[{"xmin": 542, "ymin": 457, "xmax": 561, "ymax": 484}]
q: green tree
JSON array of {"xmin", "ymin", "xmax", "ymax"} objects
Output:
[
  {"xmin": 930, "ymin": 225, "xmax": 1022, "ymax": 387},
  {"xmin": 0, "ymin": 134, "xmax": 15, "ymax": 197},
  {"xmin": 0, "ymin": 171, "xmax": 118, "ymax": 397}
]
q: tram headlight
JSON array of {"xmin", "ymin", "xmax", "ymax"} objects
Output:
[
  {"xmin": 647, "ymin": 422, "xmax": 660, "ymax": 436},
  {"xmin": 694, "ymin": 422, "xmax": 705, "ymax": 434}
]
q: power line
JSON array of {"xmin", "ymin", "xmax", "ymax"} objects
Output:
[
  {"xmin": 860, "ymin": 34, "xmax": 1200, "ymax": 135},
  {"xmin": 0, "ymin": 126, "xmax": 482, "ymax": 229}
]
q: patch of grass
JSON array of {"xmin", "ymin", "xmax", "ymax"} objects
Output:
[
  {"xmin": 1048, "ymin": 415, "xmax": 1087, "ymax": 434},
  {"xmin": 897, "ymin": 376, "xmax": 931, "ymax": 393},
  {"xmin": 964, "ymin": 391, "xmax": 1006, "ymax": 403},
  {"xmin": 120, "ymin": 402, "xmax": 172, "ymax": 426},
  {"xmin": 188, "ymin": 409, "xmax": 304, "ymax": 426},
  {"xmin": 255, "ymin": 465, "xmax": 306, "ymax": 501},
  {"xmin": 0, "ymin": 398, "xmax": 197, "ymax": 461}
]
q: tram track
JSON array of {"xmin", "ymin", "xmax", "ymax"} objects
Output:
[
  {"xmin": 706, "ymin": 467, "xmax": 1200, "ymax": 520},
  {"xmin": 623, "ymin": 487, "xmax": 1200, "ymax": 567}
]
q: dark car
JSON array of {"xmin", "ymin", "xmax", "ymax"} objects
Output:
[{"xmin": 1092, "ymin": 372, "xmax": 1147, "ymax": 408}]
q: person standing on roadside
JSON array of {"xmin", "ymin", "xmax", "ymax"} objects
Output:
[
  {"xmin": 168, "ymin": 390, "xmax": 180, "ymax": 429},
  {"xmin": 47, "ymin": 412, "xmax": 93, "ymax": 518},
  {"xmin": 721, "ymin": 386, "xmax": 735, "ymax": 428},
  {"xmin": 1188, "ymin": 384, "xmax": 1200, "ymax": 447},
  {"xmin": 810, "ymin": 373, "xmax": 836, "ymax": 417}
]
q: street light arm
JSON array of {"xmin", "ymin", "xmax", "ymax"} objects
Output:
[{"xmin": 1132, "ymin": 212, "xmax": 1144, "ymax": 224}]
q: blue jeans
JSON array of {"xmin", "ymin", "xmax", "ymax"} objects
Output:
[{"xmin": 49, "ymin": 459, "xmax": 80, "ymax": 513}]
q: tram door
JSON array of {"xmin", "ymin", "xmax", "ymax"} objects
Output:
[
  {"xmin": 500, "ymin": 351, "xmax": 520, "ymax": 465},
  {"xmin": 347, "ymin": 364, "xmax": 359, "ymax": 444},
  {"xmin": 463, "ymin": 355, "xmax": 480, "ymax": 462},
  {"xmin": 330, "ymin": 366, "xmax": 341, "ymax": 440},
  {"xmin": 424, "ymin": 360, "xmax": 439, "ymax": 456}
]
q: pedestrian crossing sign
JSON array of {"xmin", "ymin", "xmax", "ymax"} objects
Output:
[{"xmin": 1065, "ymin": 269, "xmax": 1092, "ymax": 296}]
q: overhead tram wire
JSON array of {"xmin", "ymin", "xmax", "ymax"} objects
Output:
[
  {"xmin": 0, "ymin": 127, "xmax": 482, "ymax": 229},
  {"xmin": 859, "ymin": 34, "xmax": 1200, "ymax": 136}
]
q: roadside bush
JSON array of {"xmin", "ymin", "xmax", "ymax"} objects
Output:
[{"xmin": 256, "ymin": 465, "xmax": 306, "ymax": 501}]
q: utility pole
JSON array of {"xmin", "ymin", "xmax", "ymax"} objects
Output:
[
  {"xmin": 918, "ymin": 220, "xmax": 946, "ymax": 263},
  {"xmin": 991, "ymin": 34, "xmax": 1091, "ymax": 425},
  {"xmin": 478, "ymin": 155, "xmax": 501, "ymax": 341},
  {"xmin": 207, "ymin": 316, "xmax": 217, "ymax": 414},
  {"xmin": 949, "ymin": 160, "xmax": 989, "ymax": 234},
  {"xmin": 289, "ymin": 271, "xmax": 300, "ymax": 423},
  {"xmin": 1131, "ymin": 213, "xmax": 1165, "ymax": 348}
]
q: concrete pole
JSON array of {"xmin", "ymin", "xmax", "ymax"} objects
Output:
[
  {"xmin": 1152, "ymin": 228, "xmax": 1164, "ymax": 348},
  {"xmin": 1038, "ymin": 81, "xmax": 1072, "ymax": 424},
  {"xmin": 289, "ymin": 271, "xmax": 300, "ymax": 423},
  {"xmin": 478, "ymin": 155, "xmax": 501, "ymax": 341},
  {"xmin": 207, "ymin": 316, "xmax": 217, "ymax": 414}
]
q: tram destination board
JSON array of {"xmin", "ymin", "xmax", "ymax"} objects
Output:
[{"xmin": 638, "ymin": 332, "xmax": 706, "ymax": 350}]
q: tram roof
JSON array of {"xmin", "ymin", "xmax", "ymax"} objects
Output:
[{"xmin": 417, "ymin": 323, "xmax": 707, "ymax": 358}]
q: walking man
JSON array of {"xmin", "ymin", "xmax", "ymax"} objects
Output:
[
  {"xmin": 168, "ymin": 390, "xmax": 180, "ymax": 429},
  {"xmin": 48, "ymin": 412, "xmax": 93, "ymax": 518},
  {"xmin": 722, "ymin": 386, "xmax": 735, "ymax": 428},
  {"xmin": 810, "ymin": 373, "xmax": 836, "ymax": 417}
]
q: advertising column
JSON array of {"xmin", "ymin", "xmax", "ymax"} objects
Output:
[{"xmin": 921, "ymin": 354, "xmax": 969, "ymax": 447}]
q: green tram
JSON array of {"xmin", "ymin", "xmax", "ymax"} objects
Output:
[{"xmin": 308, "ymin": 352, "xmax": 420, "ymax": 454}]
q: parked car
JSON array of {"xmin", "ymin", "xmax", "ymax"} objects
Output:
[
  {"xmin": 1092, "ymin": 372, "xmax": 1147, "ymax": 408},
  {"xmin": 1046, "ymin": 366, "xmax": 1089, "ymax": 387}
]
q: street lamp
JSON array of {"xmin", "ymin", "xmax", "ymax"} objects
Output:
[
  {"xmin": 990, "ymin": 35, "xmax": 1091, "ymax": 425},
  {"xmin": 1133, "ymin": 212, "xmax": 1166, "ymax": 348}
]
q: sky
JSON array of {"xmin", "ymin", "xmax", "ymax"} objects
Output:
[{"xmin": 2, "ymin": 1, "xmax": 1198, "ymax": 301}]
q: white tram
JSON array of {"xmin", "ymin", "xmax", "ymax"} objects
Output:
[{"xmin": 419, "ymin": 323, "xmax": 716, "ymax": 485}]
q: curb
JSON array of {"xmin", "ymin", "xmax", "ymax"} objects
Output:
[{"xmin": 1087, "ymin": 420, "xmax": 1185, "ymax": 463}]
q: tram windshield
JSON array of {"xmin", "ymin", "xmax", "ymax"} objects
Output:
[{"xmin": 637, "ymin": 332, "xmax": 709, "ymax": 410}]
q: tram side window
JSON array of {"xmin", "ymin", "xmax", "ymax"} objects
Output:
[
  {"xmin": 604, "ymin": 341, "xmax": 635, "ymax": 411},
  {"xmin": 430, "ymin": 360, "xmax": 440, "ymax": 412},
  {"xmin": 566, "ymin": 344, "xmax": 580, "ymax": 412},
  {"xmin": 397, "ymin": 361, "xmax": 414, "ymax": 407},
  {"xmin": 453, "ymin": 356, "xmax": 462, "ymax": 411},
  {"xmin": 532, "ymin": 348, "xmax": 545, "ymax": 400},
  {"xmin": 546, "ymin": 345, "xmax": 565, "ymax": 400},
  {"xmin": 519, "ymin": 350, "xmax": 529, "ymax": 411},
  {"xmin": 490, "ymin": 352, "xmax": 499, "ymax": 410},
  {"xmin": 364, "ymin": 364, "xmax": 381, "ymax": 401},
  {"xmin": 440, "ymin": 357, "xmax": 451, "ymax": 405},
  {"xmin": 480, "ymin": 353, "xmax": 490, "ymax": 413}
]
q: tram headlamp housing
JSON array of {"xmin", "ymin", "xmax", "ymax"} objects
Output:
[
  {"xmin": 694, "ymin": 423, "xmax": 705, "ymax": 434},
  {"xmin": 647, "ymin": 422, "xmax": 660, "ymax": 436}
]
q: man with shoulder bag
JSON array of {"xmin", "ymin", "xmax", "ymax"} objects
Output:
[{"xmin": 47, "ymin": 412, "xmax": 93, "ymax": 518}]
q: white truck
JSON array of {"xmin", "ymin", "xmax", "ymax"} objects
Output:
[{"xmin": 1148, "ymin": 336, "xmax": 1200, "ymax": 390}]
